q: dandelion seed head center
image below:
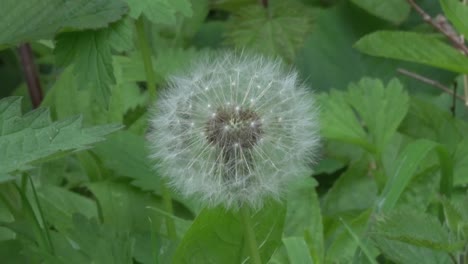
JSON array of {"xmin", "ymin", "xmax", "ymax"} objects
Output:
[{"xmin": 205, "ymin": 106, "xmax": 263, "ymax": 149}]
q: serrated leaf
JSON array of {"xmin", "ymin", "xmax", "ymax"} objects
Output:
[
  {"xmin": 0, "ymin": 0, "xmax": 128, "ymax": 46},
  {"xmin": 373, "ymin": 210, "xmax": 464, "ymax": 252},
  {"xmin": 127, "ymin": 0, "xmax": 192, "ymax": 25},
  {"xmin": 54, "ymin": 19, "xmax": 134, "ymax": 108},
  {"xmin": 0, "ymin": 97, "xmax": 121, "ymax": 176},
  {"xmin": 226, "ymin": 0, "xmax": 315, "ymax": 62},
  {"xmin": 317, "ymin": 91, "xmax": 371, "ymax": 151},
  {"xmin": 355, "ymin": 31, "xmax": 468, "ymax": 73},
  {"xmin": 348, "ymin": 78, "xmax": 409, "ymax": 153},
  {"xmin": 452, "ymin": 138, "xmax": 468, "ymax": 186},
  {"xmin": 174, "ymin": 203, "xmax": 285, "ymax": 264},
  {"xmin": 295, "ymin": 2, "xmax": 456, "ymax": 93},
  {"xmin": 440, "ymin": 0, "xmax": 468, "ymax": 38},
  {"xmin": 350, "ymin": 0, "xmax": 410, "ymax": 24}
]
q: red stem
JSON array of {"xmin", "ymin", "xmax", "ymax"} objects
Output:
[{"xmin": 18, "ymin": 43, "xmax": 43, "ymax": 108}]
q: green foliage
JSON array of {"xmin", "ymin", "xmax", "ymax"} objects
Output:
[
  {"xmin": 226, "ymin": 0, "xmax": 315, "ymax": 62},
  {"xmin": 0, "ymin": 0, "xmax": 127, "ymax": 46},
  {"xmin": 350, "ymin": 0, "xmax": 410, "ymax": 24},
  {"xmin": 355, "ymin": 31, "xmax": 468, "ymax": 74},
  {"xmin": 127, "ymin": 0, "xmax": 192, "ymax": 25},
  {"xmin": 2, "ymin": 0, "xmax": 468, "ymax": 262},
  {"xmin": 174, "ymin": 203, "xmax": 285, "ymax": 263},
  {"xmin": 0, "ymin": 97, "xmax": 120, "ymax": 176},
  {"xmin": 440, "ymin": 0, "xmax": 468, "ymax": 38}
]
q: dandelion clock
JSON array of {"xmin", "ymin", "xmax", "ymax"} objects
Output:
[{"xmin": 148, "ymin": 51, "xmax": 320, "ymax": 263}]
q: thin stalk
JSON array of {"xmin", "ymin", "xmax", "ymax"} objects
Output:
[
  {"xmin": 18, "ymin": 43, "xmax": 43, "ymax": 108},
  {"xmin": 161, "ymin": 181, "xmax": 177, "ymax": 240},
  {"xmin": 240, "ymin": 206, "xmax": 262, "ymax": 264},
  {"xmin": 135, "ymin": 17, "xmax": 176, "ymax": 239},
  {"xmin": 135, "ymin": 17, "xmax": 157, "ymax": 100},
  {"xmin": 27, "ymin": 175, "xmax": 54, "ymax": 254}
]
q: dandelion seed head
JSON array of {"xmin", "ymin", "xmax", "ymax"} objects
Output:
[{"xmin": 148, "ymin": 51, "xmax": 320, "ymax": 210}]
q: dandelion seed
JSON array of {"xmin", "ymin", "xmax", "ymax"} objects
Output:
[{"xmin": 148, "ymin": 51, "xmax": 320, "ymax": 210}]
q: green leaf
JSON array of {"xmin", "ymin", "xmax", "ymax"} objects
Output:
[
  {"xmin": 0, "ymin": 0, "xmax": 128, "ymax": 46},
  {"xmin": 37, "ymin": 185, "xmax": 98, "ymax": 232},
  {"xmin": 322, "ymin": 160, "xmax": 378, "ymax": 216},
  {"xmin": 373, "ymin": 210, "xmax": 464, "ymax": 252},
  {"xmin": 340, "ymin": 218, "xmax": 378, "ymax": 264},
  {"xmin": 325, "ymin": 210, "xmax": 372, "ymax": 263},
  {"xmin": 440, "ymin": 0, "xmax": 468, "ymax": 38},
  {"xmin": 378, "ymin": 139, "xmax": 438, "ymax": 213},
  {"xmin": 174, "ymin": 203, "xmax": 285, "ymax": 264},
  {"xmin": 295, "ymin": 2, "xmax": 456, "ymax": 93},
  {"xmin": 66, "ymin": 214, "xmax": 134, "ymax": 264},
  {"xmin": 355, "ymin": 31, "xmax": 468, "ymax": 74},
  {"xmin": 319, "ymin": 77, "xmax": 409, "ymax": 154},
  {"xmin": 54, "ymin": 19, "xmax": 134, "ymax": 108},
  {"xmin": 317, "ymin": 91, "xmax": 371, "ymax": 151},
  {"xmin": 87, "ymin": 182, "xmax": 163, "ymax": 233},
  {"xmin": 0, "ymin": 97, "xmax": 121, "ymax": 176},
  {"xmin": 226, "ymin": 0, "xmax": 315, "ymax": 62},
  {"xmin": 453, "ymin": 138, "xmax": 468, "ymax": 186},
  {"xmin": 92, "ymin": 131, "xmax": 161, "ymax": 194},
  {"xmin": 350, "ymin": 0, "xmax": 410, "ymax": 24},
  {"xmin": 348, "ymin": 78, "xmax": 409, "ymax": 153},
  {"xmin": 127, "ymin": 0, "xmax": 192, "ymax": 25},
  {"xmin": 282, "ymin": 237, "xmax": 313, "ymax": 264},
  {"xmin": 284, "ymin": 178, "xmax": 324, "ymax": 263}
]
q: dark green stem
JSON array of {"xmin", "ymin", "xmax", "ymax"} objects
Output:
[{"xmin": 161, "ymin": 181, "xmax": 177, "ymax": 239}]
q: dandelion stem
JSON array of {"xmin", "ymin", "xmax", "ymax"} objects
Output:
[
  {"xmin": 135, "ymin": 16, "xmax": 176, "ymax": 239},
  {"xmin": 240, "ymin": 206, "xmax": 262, "ymax": 264},
  {"xmin": 161, "ymin": 181, "xmax": 177, "ymax": 240},
  {"xmin": 135, "ymin": 17, "xmax": 157, "ymax": 100}
]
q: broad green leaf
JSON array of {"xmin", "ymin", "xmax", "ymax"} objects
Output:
[
  {"xmin": 284, "ymin": 178, "xmax": 324, "ymax": 263},
  {"xmin": 0, "ymin": 97, "xmax": 121, "ymax": 176},
  {"xmin": 282, "ymin": 237, "xmax": 313, "ymax": 264},
  {"xmin": 37, "ymin": 185, "xmax": 98, "ymax": 232},
  {"xmin": 317, "ymin": 91, "xmax": 371, "ymax": 151},
  {"xmin": 340, "ymin": 218, "xmax": 378, "ymax": 264},
  {"xmin": 226, "ymin": 0, "xmax": 315, "ymax": 62},
  {"xmin": 113, "ymin": 48, "xmax": 200, "ymax": 84},
  {"xmin": 127, "ymin": 0, "xmax": 192, "ymax": 25},
  {"xmin": 373, "ymin": 210, "xmax": 464, "ymax": 252},
  {"xmin": 174, "ymin": 203, "xmax": 285, "ymax": 264},
  {"xmin": 295, "ymin": 2, "xmax": 456, "ymax": 93},
  {"xmin": 87, "ymin": 182, "xmax": 164, "ymax": 233},
  {"xmin": 378, "ymin": 139, "xmax": 438, "ymax": 213},
  {"xmin": 373, "ymin": 237, "xmax": 452, "ymax": 264},
  {"xmin": 66, "ymin": 214, "xmax": 134, "ymax": 264},
  {"xmin": 54, "ymin": 19, "xmax": 134, "ymax": 108},
  {"xmin": 325, "ymin": 210, "xmax": 372, "ymax": 263},
  {"xmin": 322, "ymin": 161, "xmax": 378, "ymax": 216},
  {"xmin": 348, "ymin": 78, "xmax": 409, "ymax": 153},
  {"xmin": 92, "ymin": 131, "xmax": 161, "ymax": 194},
  {"xmin": 350, "ymin": 0, "xmax": 410, "ymax": 24},
  {"xmin": 440, "ymin": 0, "xmax": 468, "ymax": 38},
  {"xmin": 44, "ymin": 66, "xmax": 146, "ymax": 125},
  {"xmin": 0, "ymin": 0, "xmax": 127, "ymax": 46},
  {"xmin": 355, "ymin": 31, "xmax": 468, "ymax": 73}
]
